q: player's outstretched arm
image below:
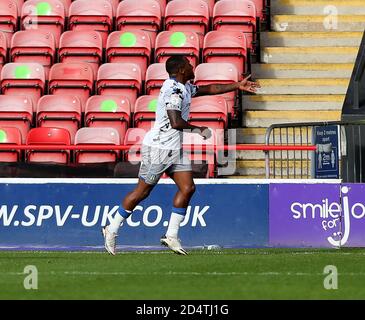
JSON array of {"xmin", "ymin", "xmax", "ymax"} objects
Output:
[{"xmin": 196, "ymin": 75, "xmax": 260, "ymax": 96}]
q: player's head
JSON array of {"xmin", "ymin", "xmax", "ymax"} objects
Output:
[{"xmin": 166, "ymin": 55, "xmax": 194, "ymax": 83}]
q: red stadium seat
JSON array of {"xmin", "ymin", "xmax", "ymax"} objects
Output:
[
  {"xmin": 134, "ymin": 95, "xmax": 159, "ymax": 131},
  {"xmin": 48, "ymin": 62, "xmax": 94, "ymax": 111},
  {"xmin": 11, "ymin": 30, "xmax": 56, "ymax": 79},
  {"xmin": 190, "ymin": 96, "xmax": 228, "ymax": 130},
  {"xmin": 203, "ymin": 30, "xmax": 248, "ymax": 79},
  {"xmin": 1, "ymin": 62, "xmax": 45, "ymax": 106},
  {"xmin": 0, "ymin": 95, "xmax": 32, "ymax": 143},
  {"xmin": 0, "ymin": 127, "xmax": 22, "ymax": 162},
  {"xmin": 124, "ymin": 127, "xmax": 146, "ymax": 163},
  {"xmin": 68, "ymin": 0, "xmax": 113, "ymax": 48},
  {"xmin": 85, "ymin": 95, "xmax": 131, "ymax": 144},
  {"xmin": 59, "ymin": 31, "xmax": 103, "ymax": 78},
  {"xmin": 96, "ymin": 63, "xmax": 142, "ymax": 111},
  {"xmin": 116, "ymin": 0, "xmax": 162, "ymax": 48},
  {"xmin": 106, "ymin": 30, "xmax": 152, "ymax": 80},
  {"xmin": 213, "ymin": 0, "xmax": 257, "ymax": 50},
  {"xmin": 36, "ymin": 95, "xmax": 82, "ymax": 143},
  {"xmin": 155, "ymin": 31, "xmax": 200, "ymax": 68},
  {"xmin": 145, "ymin": 63, "xmax": 168, "ymax": 96},
  {"xmin": 26, "ymin": 127, "xmax": 71, "ymax": 164},
  {"xmin": 0, "ymin": 0, "xmax": 19, "ymax": 44},
  {"xmin": 58, "ymin": 0, "xmax": 71, "ymax": 15},
  {"xmin": 21, "ymin": 0, "xmax": 66, "ymax": 47},
  {"xmin": 165, "ymin": 0, "xmax": 209, "ymax": 45},
  {"xmin": 201, "ymin": 0, "xmax": 215, "ymax": 16},
  {"xmin": 75, "ymin": 127, "xmax": 120, "ymax": 164},
  {"xmin": 0, "ymin": 32, "xmax": 7, "ymax": 74},
  {"xmin": 194, "ymin": 63, "xmax": 239, "ymax": 118}
]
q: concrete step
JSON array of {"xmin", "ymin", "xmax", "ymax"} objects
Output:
[
  {"xmin": 236, "ymin": 159, "xmax": 311, "ymax": 176},
  {"xmin": 272, "ymin": 15, "xmax": 365, "ymax": 32},
  {"xmin": 262, "ymin": 47, "xmax": 358, "ymax": 64},
  {"xmin": 252, "ymin": 63, "xmax": 353, "ymax": 79},
  {"xmin": 256, "ymin": 78, "xmax": 349, "ymax": 95},
  {"xmin": 243, "ymin": 110, "xmax": 341, "ymax": 127},
  {"xmin": 243, "ymin": 94, "xmax": 345, "ymax": 111},
  {"xmin": 237, "ymin": 127, "xmax": 315, "ymax": 144},
  {"xmin": 236, "ymin": 149, "xmax": 266, "ymax": 160},
  {"xmin": 261, "ymin": 32, "xmax": 363, "ymax": 47},
  {"xmin": 271, "ymin": 0, "xmax": 365, "ymax": 15}
]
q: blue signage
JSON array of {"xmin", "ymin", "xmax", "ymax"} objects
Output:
[
  {"xmin": 0, "ymin": 180, "xmax": 269, "ymax": 250},
  {"xmin": 313, "ymin": 125, "xmax": 340, "ymax": 179}
]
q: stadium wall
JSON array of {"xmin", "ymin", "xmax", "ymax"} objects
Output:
[{"xmin": 0, "ymin": 179, "xmax": 364, "ymax": 250}]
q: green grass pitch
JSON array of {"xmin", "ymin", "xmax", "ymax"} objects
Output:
[{"xmin": 1, "ymin": 248, "xmax": 365, "ymax": 300}]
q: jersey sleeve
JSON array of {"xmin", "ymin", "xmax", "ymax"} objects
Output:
[
  {"xmin": 187, "ymin": 82, "xmax": 199, "ymax": 97},
  {"xmin": 163, "ymin": 85, "xmax": 184, "ymax": 112}
]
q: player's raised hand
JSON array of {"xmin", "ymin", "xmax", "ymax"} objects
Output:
[{"xmin": 238, "ymin": 75, "xmax": 261, "ymax": 93}]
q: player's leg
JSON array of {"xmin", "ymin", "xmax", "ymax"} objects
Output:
[
  {"xmin": 103, "ymin": 146, "xmax": 165, "ymax": 255},
  {"xmin": 108, "ymin": 178, "xmax": 155, "ymax": 234},
  {"xmin": 161, "ymin": 168, "xmax": 195, "ymax": 255}
]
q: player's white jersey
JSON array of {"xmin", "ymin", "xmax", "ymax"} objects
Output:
[{"xmin": 143, "ymin": 78, "xmax": 198, "ymax": 150}]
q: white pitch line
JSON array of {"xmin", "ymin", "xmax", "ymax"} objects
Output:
[{"xmin": 4, "ymin": 271, "xmax": 365, "ymax": 276}]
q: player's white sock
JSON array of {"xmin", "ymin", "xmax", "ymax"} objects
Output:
[
  {"xmin": 166, "ymin": 207, "xmax": 187, "ymax": 239},
  {"xmin": 108, "ymin": 209, "xmax": 132, "ymax": 234}
]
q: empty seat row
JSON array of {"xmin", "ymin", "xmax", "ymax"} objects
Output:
[
  {"xmin": 0, "ymin": 94, "xmax": 228, "ymax": 145},
  {"xmin": 0, "ymin": 61, "xmax": 240, "ymax": 117},
  {"xmin": 0, "ymin": 29, "xmax": 248, "ymax": 79},
  {"xmin": 0, "ymin": 126, "xmax": 218, "ymax": 177},
  {"xmin": 0, "ymin": 0, "xmax": 262, "ymax": 48}
]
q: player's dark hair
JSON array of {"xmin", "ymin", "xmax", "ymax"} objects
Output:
[{"xmin": 165, "ymin": 55, "xmax": 187, "ymax": 76}]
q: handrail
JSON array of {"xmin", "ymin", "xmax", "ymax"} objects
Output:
[{"xmin": 0, "ymin": 144, "xmax": 317, "ymax": 152}]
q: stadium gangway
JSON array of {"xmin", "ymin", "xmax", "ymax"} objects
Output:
[{"xmin": 265, "ymin": 120, "xmax": 365, "ymax": 181}]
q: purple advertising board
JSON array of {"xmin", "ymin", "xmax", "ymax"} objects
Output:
[{"xmin": 270, "ymin": 183, "xmax": 365, "ymax": 247}]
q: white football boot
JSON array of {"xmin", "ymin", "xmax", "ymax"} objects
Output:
[
  {"xmin": 160, "ymin": 235, "xmax": 188, "ymax": 255},
  {"xmin": 102, "ymin": 226, "xmax": 117, "ymax": 256}
]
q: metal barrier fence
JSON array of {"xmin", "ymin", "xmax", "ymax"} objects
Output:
[{"xmin": 265, "ymin": 121, "xmax": 365, "ymax": 182}]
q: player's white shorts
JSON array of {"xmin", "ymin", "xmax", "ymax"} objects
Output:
[{"xmin": 138, "ymin": 145, "xmax": 192, "ymax": 185}]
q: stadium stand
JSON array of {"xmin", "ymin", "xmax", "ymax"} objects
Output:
[
  {"xmin": 116, "ymin": 0, "xmax": 162, "ymax": 48},
  {"xmin": 0, "ymin": 126, "xmax": 22, "ymax": 162},
  {"xmin": 145, "ymin": 63, "xmax": 168, "ymax": 96},
  {"xmin": 190, "ymin": 95, "xmax": 228, "ymax": 130},
  {"xmin": 36, "ymin": 95, "xmax": 82, "ymax": 143},
  {"xmin": 1, "ymin": 62, "xmax": 45, "ymax": 106},
  {"xmin": 0, "ymin": 0, "xmax": 307, "ymax": 180},
  {"xmin": 164, "ymin": 0, "xmax": 210, "ymax": 45},
  {"xmin": 155, "ymin": 31, "xmax": 201, "ymax": 68},
  {"xmin": 84, "ymin": 95, "xmax": 131, "ymax": 144},
  {"xmin": 59, "ymin": 30, "xmax": 103, "ymax": 78},
  {"xmin": 194, "ymin": 62, "xmax": 239, "ymax": 119},
  {"xmin": 68, "ymin": 0, "xmax": 113, "ymax": 48},
  {"xmin": 96, "ymin": 63, "xmax": 142, "ymax": 110},
  {"xmin": 106, "ymin": 30, "xmax": 152, "ymax": 80},
  {"xmin": 21, "ymin": 0, "xmax": 66, "ymax": 47},
  {"xmin": 213, "ymin": 0, "xmax": 257, "ymax": 51},
  {"xmin": 134, "ymin": 95, "xmax": 159, "ymax": 131},
  {"xmin": 74, "ymin": 127, "xmax": 120, "ymax": 164},
  {"xmin": 203, "ymin": 30, "xmax": 248, "ymax": 78},
  {"xmin": 0, "ymin": 32, "xmax": 7, "ymax": 74},
  {"xmin": 11, "ymin": 30, "xmax": 56, "ymax": 79},
  {"xmin": 0, "ymin": 95, "xmax": 33, "ymax": 143},
  {"xmin": 48, "ymin": 62, "xmax": 94, "ymax": 111},
  {"xmin": 26, "ymin": 127, "xmax": 71, "ymax": 164},
  {"xmin": 0, "ymin": 0, "xmax": 19, "ymax": 44}
]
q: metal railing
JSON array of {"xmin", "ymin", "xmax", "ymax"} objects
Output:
[{"xmin": 265, "ymin": 121, "xmax": 365, "ymax": 182}]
